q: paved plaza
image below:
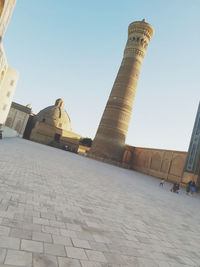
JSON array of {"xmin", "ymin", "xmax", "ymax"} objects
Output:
[{"xmin": 0, "ymin": 138, "xmax": 200, "ymax": 267}]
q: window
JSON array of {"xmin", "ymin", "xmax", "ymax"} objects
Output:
[
  {"xmin": 6, "ymin": 91, "xmax": 11, "ymax": 97},
  {"xmin": 10, "ymin": 80, "xmax": 14, "ymax": 86},
  {"xmin": 3, "ymin": 104, "xmax": 7, "ymax": 110},
  {"xmin": 58, "ymin": 123, "xmax": 62, "ymax": 127},
  {"xmin": 54, "ymin": 133, "xmax": 61, "ymax": 142},
  {"xmin": 42, "ymin": 118, "xmax": 46, "ymax": 122}
]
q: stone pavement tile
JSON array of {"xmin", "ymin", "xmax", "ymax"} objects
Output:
[
  {"xmin": 89, "ymin": 241, "xmax": 108, "ymax": 252},
  {"xmin": 24, "ymin": 210, "xmax": 40, "ymax": 218},
  {"xmin": 44, "ymin": 243, "xmax": 66, "ymax": 256},
  {"xmin": 157, "ymin": 261, "xmax": 172, "ymax": 267},
  {"xmin": 52, "ymin": 234, "xmax": 72, "ymax": 246},
  {"xmin": 41, "ymin": 212, "xmax": 56, "ymax": 220},
  {"xmin": 0, "ymin": 218, "xmax": 21, "ymax": 229},
  {"xmin": 176, "ymin": 256, "xmax": 197, "ymax": 266},
  {"xmin": 85, "ymin": 250, "xmax": 107, "ymax": 263},
  {"xmin": 103, "ymin": 252, "xmax": 125, "ymax": 265},
  {"xmin": 65, "ymin": 247, "xmax": 88, "ymax": 260},
  {"xmin": 168, "ymin": 263, "xmax": 193, "ymax": 267},
  {"xmin": 66, "ymin": 223, "xmax": 82, "ymax": 231},
  {"xmin": 0, "ymin": 265, "xmax": 24, "ymax": 267},
  {"xmin": 0, "ymin": 211, "xmax": 14, "ymax": 219},
  {"xmin": 72, "ymin": 238, "xmax": 91, "ymax": 249},
  {"xmin": 137, "ymin": 257, "xmax": 160, "ymax": 267},
  {"xmin": 49, "ymin": 220, "xmax": 65, "ymax": 228},
  {"xmin": 10, "ymin": 228, "xmax": 32, "ymax": 240},
  {"xmin": 58, "ymin": 257, "xmax": 81, "ymax": 267},
  {"xmin": 33, "ymin": 217, "xmax": 49, "ymax": 226},
  {"xmin": 0, "ymin": 236, "xmax": 20, "ymax": 249},
  {"xmin": 92, "ymin": 234, "xmax": 111, "ymax": 244},
  {"xmin": 60, "ymin": 229, "xmax": 77, "ymax": 238},
  {"xmin": 80, "ymin": 260, "xmax": 102, "ymax": 267},
  {"xmin": 21, "ymin": 239, "xmax": 43, "ymax": 253},
  {"xmin": 106, "ymin": 243, "xmax": 121, "ymax": 253},
  {"xmin": 33, "ymin": 253, "xmax": 58, "ymax": 267},
  {"xmin": 120, "ymin": 246, "xmax": 141, "ymax": 257},
  {"xmin": 101, "ymin": 264, "xmax": 120, "ymax": 267},
  {"xmin": 32, "ymin": 232, "xmax": 52, "ymax": 243},
  {"xmin": 22, "ymin": 222, "xmax": 42, "ymax": 232},
  {"xmin": 76, "ymin": 231, "xmax": 94, "ymax": 241},
  {"xmin": 14, "ymin": 214, "xmax": 32, "ymax": 223},
  {"xmin": 4, "ymin": 249, "xmax": 32, "ymax": 266},
  {"xmin": 0, "ymin": 225, "xmax": 10, "ymax": 236},
  {"xmin": 0, "ymin": 248, "xmax": 6, "ymax": 263},
  {"xmin": 42, "ymin": 226, "xmax": 60, "ymax": 235},
  {"xmin": 121, "ymin": 239, "xmax": 143, "ymax": 248},
  {"xmin": 121, "ymin": 255, "xmax": 139, "ymax": 266},
  {"xmin": 57, "ymin": 216, "xmax": 73, "ymax": 223}
]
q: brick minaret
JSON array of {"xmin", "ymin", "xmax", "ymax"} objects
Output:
[{"xmin": 89, "ymin": 19, "xmax": 154, "ymax": 162}]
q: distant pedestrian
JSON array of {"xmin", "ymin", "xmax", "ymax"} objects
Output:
[
  {"xmin": 159, "ymin": 179, "xmax": 166, "ymax": 187},
  {"xmin": 186, "ymin": 180, "xmax": 192, "ymax": 195},
  {"xmin": 190, "ymin": 181, "xmax": 196, "ymax": 195},
  {"xmin": 170, "ymin": 182, "xmax": 180, "ymax": 193}
]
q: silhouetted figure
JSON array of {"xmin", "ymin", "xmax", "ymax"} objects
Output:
[{"xmin": 171, "ymin": 182, "xmax": 180, "ymax": 193}]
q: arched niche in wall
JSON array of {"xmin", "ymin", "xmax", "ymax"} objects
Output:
[
  {"xmin": 14, "ymin": 120, "xmax": 21, "ymax": 133},
  {"xmin": 136, "ymin": 151, "xmax": 146, "ymax": 167},
  {"xmin": 144, "ymin": 151, "xmax": 151, "ymax": 168},
  {"xmin": 170, "ymin": 156, "xmax": 185, "ymax": 177},
  {"xmin": 150, "ymin": 152, "xmax": 162, "ymax": 171},
  {"xmin": 161, "ymin": 159, "xmax": 170, "ymax": 173},
  {"xmin": 5, "ymin": 116, "xmax": 12, "ymax": 127},
  {"xmin": 123, "ymin": 150, "xmax": 132, "ymax": 164}
]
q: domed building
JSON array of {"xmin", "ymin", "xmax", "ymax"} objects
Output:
[
  {"xmin": 36, "ymin": 98, "xmax": 72, "ymax": 132},
  {"xmin": 29, "ymin": 99, "xmax": 81, "ymax": 151}
]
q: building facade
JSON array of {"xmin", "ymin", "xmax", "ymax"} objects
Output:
[
  {"xmin": 0, "ymin": 0, "xmax": 18, "ymax": 128},
  {"xmin": 0, "ymin": 0, "xmax": 16, "ymax": 39},
  {"xmin": 89, "ymin": 19, "xmax": 154, "ymax": 162},
  {"xmin": 5, "ymin": 102, "xmax": 31, "ymax": 137},
  {"xmin": 0, "ymin": 67, "xmax": 19, "ymax": 126},
  {"xmin": 182, "ymin": 102, "xmax": 200, "ymax": 184}
]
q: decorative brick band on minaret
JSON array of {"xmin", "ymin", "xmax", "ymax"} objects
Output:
[{"xmin": 89, "ymin": 19, "xmax": 154, "ymax": 162}]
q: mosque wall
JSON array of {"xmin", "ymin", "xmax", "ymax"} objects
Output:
[
  {"xmin": 30, "ymin": 121, "xmax": 81, "ymax": 148},
  {"xmin": 123, "ymin": 146, "xmax": 188, "ymax": 184}
]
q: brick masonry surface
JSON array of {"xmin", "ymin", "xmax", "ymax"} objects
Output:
[{"xmin": 0, "ymin": 138, "xmax": 200, "ymax": 267}]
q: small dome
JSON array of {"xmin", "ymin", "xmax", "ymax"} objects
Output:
[{"xmin": 36, "ymin": 98, "xmax": 72, "ymax": 131}]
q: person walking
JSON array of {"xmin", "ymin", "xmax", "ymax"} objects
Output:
[
  {"xmin": 186, "ymin": 180, "xmax": 192, "ymax": 195},
  {"xmin": 190, "ymin": 181, "xmax": 196, "ymax": 195},
  {"xmin": 159, "ymin": 179, "xmax": 166, "ymax": 187}
]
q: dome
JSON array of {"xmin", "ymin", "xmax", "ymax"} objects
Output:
[{"xmin": 36, "ymin": 98, "xmax": 72, "ymax": 131}]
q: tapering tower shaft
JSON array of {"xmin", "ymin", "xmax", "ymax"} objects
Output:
[{"xmin": 89, "ymin": 19, "xmax": 154, "ymax": 162}]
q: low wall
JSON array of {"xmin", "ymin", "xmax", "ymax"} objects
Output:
[
  {"xmin": 1, "ymin": 125, "xmax": 18, "ymax": 138},
  {"xmin": 123, "ymin": 146, "xmax": 187, "ymax": 183}
]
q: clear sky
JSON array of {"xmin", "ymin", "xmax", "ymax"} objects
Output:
[{"xmin": 4, "ymin": 0, "xmax": 200, "ymax": 151}]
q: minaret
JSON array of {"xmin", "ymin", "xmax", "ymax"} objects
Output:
[{"xmin": 89, "ymin": 19, "xmax": 154, "ymax": 162}]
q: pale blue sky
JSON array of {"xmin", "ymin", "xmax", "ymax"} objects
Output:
[{"xmin": 4, "ymin": 0, "xmax": 200, "ymax": 151}]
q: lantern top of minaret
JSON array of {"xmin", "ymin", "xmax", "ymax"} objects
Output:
[{"xmin": 129, "ymin": 19, "xmax": 154, "ymax": 38}]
